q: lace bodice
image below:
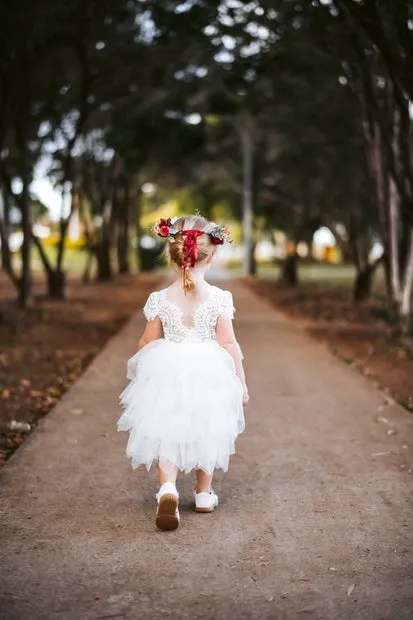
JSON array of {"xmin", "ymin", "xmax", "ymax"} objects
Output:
[{"xmin": 143, "ymin": 286, "xmax": 235, "ymax": 343}]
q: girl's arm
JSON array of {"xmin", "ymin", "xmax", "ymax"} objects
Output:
[
  {"xmin": 216, "ymin": 316, "xmax": 249, "ymax": 404},
  {"xmin": 138, "ymin": 317, "xmax": 162, "ymax": 351}
]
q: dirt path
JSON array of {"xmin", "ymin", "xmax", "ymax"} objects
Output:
[{"xmin": 0, "ymin": 281, "xmax": 412, "ymax": 620}]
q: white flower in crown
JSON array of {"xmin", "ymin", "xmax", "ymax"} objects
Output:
[
  {"xmin": 169, "ymin": 216, "xmax": 179, "ymax": 239},
  {"xmin": 209, "ymin": 222, "xmax": 232, "ymax": 245}
]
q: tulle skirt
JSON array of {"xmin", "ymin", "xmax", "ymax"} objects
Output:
[{"xmin": 117, "ymin": 339, "xmax": 245, "ymax": 474}]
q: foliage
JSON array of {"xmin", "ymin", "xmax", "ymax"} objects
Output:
[{"xmin": 0, "ymin": 0, "xmax": 412, "ymax": 323}]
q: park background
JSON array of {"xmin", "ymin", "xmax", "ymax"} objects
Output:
[{"xmin": 1, "ymin": 0, "xmax": 413, "ymax": 465}]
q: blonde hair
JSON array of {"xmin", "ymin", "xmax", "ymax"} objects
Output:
[{"xmin": 167, "ymin": 215, "xmax": 216, "ymax": 293}]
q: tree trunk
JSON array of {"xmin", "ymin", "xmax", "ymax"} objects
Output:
[
  {"xmin": 18, "ymin": 139, "xmax": 31, "ymax": 308},
  {"xmin": 95, "ymin": 197, "xmax": 113, "ymax": 282},
  {"xmin": 371, "ymin": 124, "xmax": 394, "ymax": 303},
  {"xmin": 56, "ymin": 219, "xmax": 69, "ymax": 273},
  {"xmin": 96, "ymin": 235, "xmax": 112, "ymax": 281},
  {"xmin": 0, "ymin": 186, "xmax": 14, "ymax": 275},
  {"xmin": 82, "ymin": 248, "xmax": 95, "ymax": 283},
  {"xmin": 117, "ymin": 219, "xmax": 130, "ymax": 274},
  {"xmin": 116, "ymin": 179, "xmax": 130, "ymax": 275},
  {"xmin": 353, "ymin": 267, "xmax": 374, "ymax": 303},
  {"xmin": 32, "ymin": 235, "xmax": 66, "ymax": 299},
  {"xmin": 46, "ymin": 187, "xmax": 76, "ymax": 299},
  {"xmin": 326, "ymin": 222, "xmax": 353, "ymax": 263},
  {"xmin": 135, "ymin": 187, "xmax": 143, "ymax": 273},
  {"xmin": 241, "ymin": 121, "xmax": 254, "ymax": 276},
  {"xmin": 249, "ymin": 241, "xmax": 257, "ymax": 276},
  {"xmin": 49, "ymin": 217, "xmax": 69, "ymax": 299},
  {"xmin": 399, "ymin": 229, "xmax": 413, "ymax": 330},
  {"xmin": 46, "ymin": 269, "xmax": 66, "ymax": 300},
  {"xmin": 281, "ymin": 253, "xmax": 299, "ymax": 286},
  {"xmin": 388, "ymin": 177, "xmax": 402, "ymax": 306},
  {"xmin": 0, "ymin": 216, "xmax": 10, "ymax": 271},
  {"xmin": 353, "ymin": 255, "xmax": 383, "ymax": 303}
]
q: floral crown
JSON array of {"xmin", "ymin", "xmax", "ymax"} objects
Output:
[
  {"xmin": 152, "ymin": 217, "xmax": 232, "ymax": 246},
  {"xmin": 152, "ymin": 216, "xmax": 232, "ymax": 272}
]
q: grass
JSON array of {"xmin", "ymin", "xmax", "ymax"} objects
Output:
[
  {"xmin": 14, "ymin": 246, "xmax": 385, "ymax": 296},
  {"xmin": 228, "ymin": 260, "xmax": 364, "ymax": 289},
  {"xmin": 256, "ymin": 261, "xmax": 386, "ymax": 296},
  {"xmin": 33, "ymin": 247, "xmax": 87, "ymax": 275},
  {"xmin": 257, "ymin": 262, "xmax": 358, "ymax": 285},
  {"xmin": 14, "ymin": 246, "xmax": 141, "ymax": 277}
]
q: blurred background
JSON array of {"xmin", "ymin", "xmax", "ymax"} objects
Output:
[
  {"xmin": 1, "ymin": 0, "xmax": 412, "ymax": 314},
  {"xmin": 1, "ymin": 0, "xmax": 413, "ymax": 464}
]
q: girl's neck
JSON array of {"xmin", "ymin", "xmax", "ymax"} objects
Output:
[
  {"xmin": 188, "ymin": 266, "xmax": 208, "ymax": 283},
  {"xmin": 171, "ymin": 266, "xmax": 210, "ymax": 291}
]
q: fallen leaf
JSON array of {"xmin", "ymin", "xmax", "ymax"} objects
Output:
[
  {"xmin": 11, "ymin": 436, "xmax": 24, "ymax": 446},
  {"xmin": 377, "ymin": 416, "xmax": 388, "ymax": 425},
  {"xmin": 19, "ymin": 379, "xmax": 31, "ymax": 387},
  {"xmin": 347, "ymin": 584, "xmax": 355, "ymax": 596},
  {"xmin": 6, "ymin": 421, "xmax": 31, "ymax": 433},
  {"xmin": 1, "ymin": 389, "xmax": 10, "ymax": 399},
  {"xmin": 47, "ymin": 387, "xmax": 60, "ymax": 397},
  {"xmin": 30, "ymin": 390, "xmax": 42, "ymax": 398},
  {"xmin": 70, "ymin": 408, "xmax": 84, "ymax": 416},
  {"xmin": 387, "ymin": 429, "xmax": 396, "ymax": 436}
]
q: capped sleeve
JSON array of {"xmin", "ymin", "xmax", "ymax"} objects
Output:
[
  {"xmin": 143, "ymin": 291, "xmax": 160, "ymax": 321},
  {"xmin": 218, "ymin": 290, "xmax": 235, "ymax": 321}
]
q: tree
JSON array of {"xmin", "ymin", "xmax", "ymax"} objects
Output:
[
  {"xmin": 0, "ymin": 0, "xmax": 147, "ymax": 301},
  {"xmin": 331, "ymin": 0, "xmax": 413, "ymax": 323}
]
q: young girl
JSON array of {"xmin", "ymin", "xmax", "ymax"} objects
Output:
[{"xmin": 117, "ymin": 214, "xmax": 248, "ymax": 531}]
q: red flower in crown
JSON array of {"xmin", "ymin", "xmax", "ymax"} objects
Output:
[
  {"xmin": 154, "ymin": 218, "xmax": 171, "ymax": 237},
  {"xmin": 210, "ymin": 236, "xmax": 224, "ymax": 246},
  {"xmin": 209, "ymin": 222, "xmax": 232, "ymax": 245}
]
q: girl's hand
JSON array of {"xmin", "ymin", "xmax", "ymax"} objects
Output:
[{"xmin": 242, "ymin": 385, "xmax": 250, "ymax": 406}]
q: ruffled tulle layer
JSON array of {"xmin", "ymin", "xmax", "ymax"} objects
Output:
[{"xmin": 117, "ymin": 339, "xmax": 244, "ymax": 474}]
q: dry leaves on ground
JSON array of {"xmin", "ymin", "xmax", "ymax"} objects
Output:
[{"xmin": 0, "ymin": 273, "xmax": 160, "ymax": 467}]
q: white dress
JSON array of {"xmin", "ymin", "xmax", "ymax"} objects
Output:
[{"xmin": 117, "ymin": 285, "xmax": 245, "ymax": 474}]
